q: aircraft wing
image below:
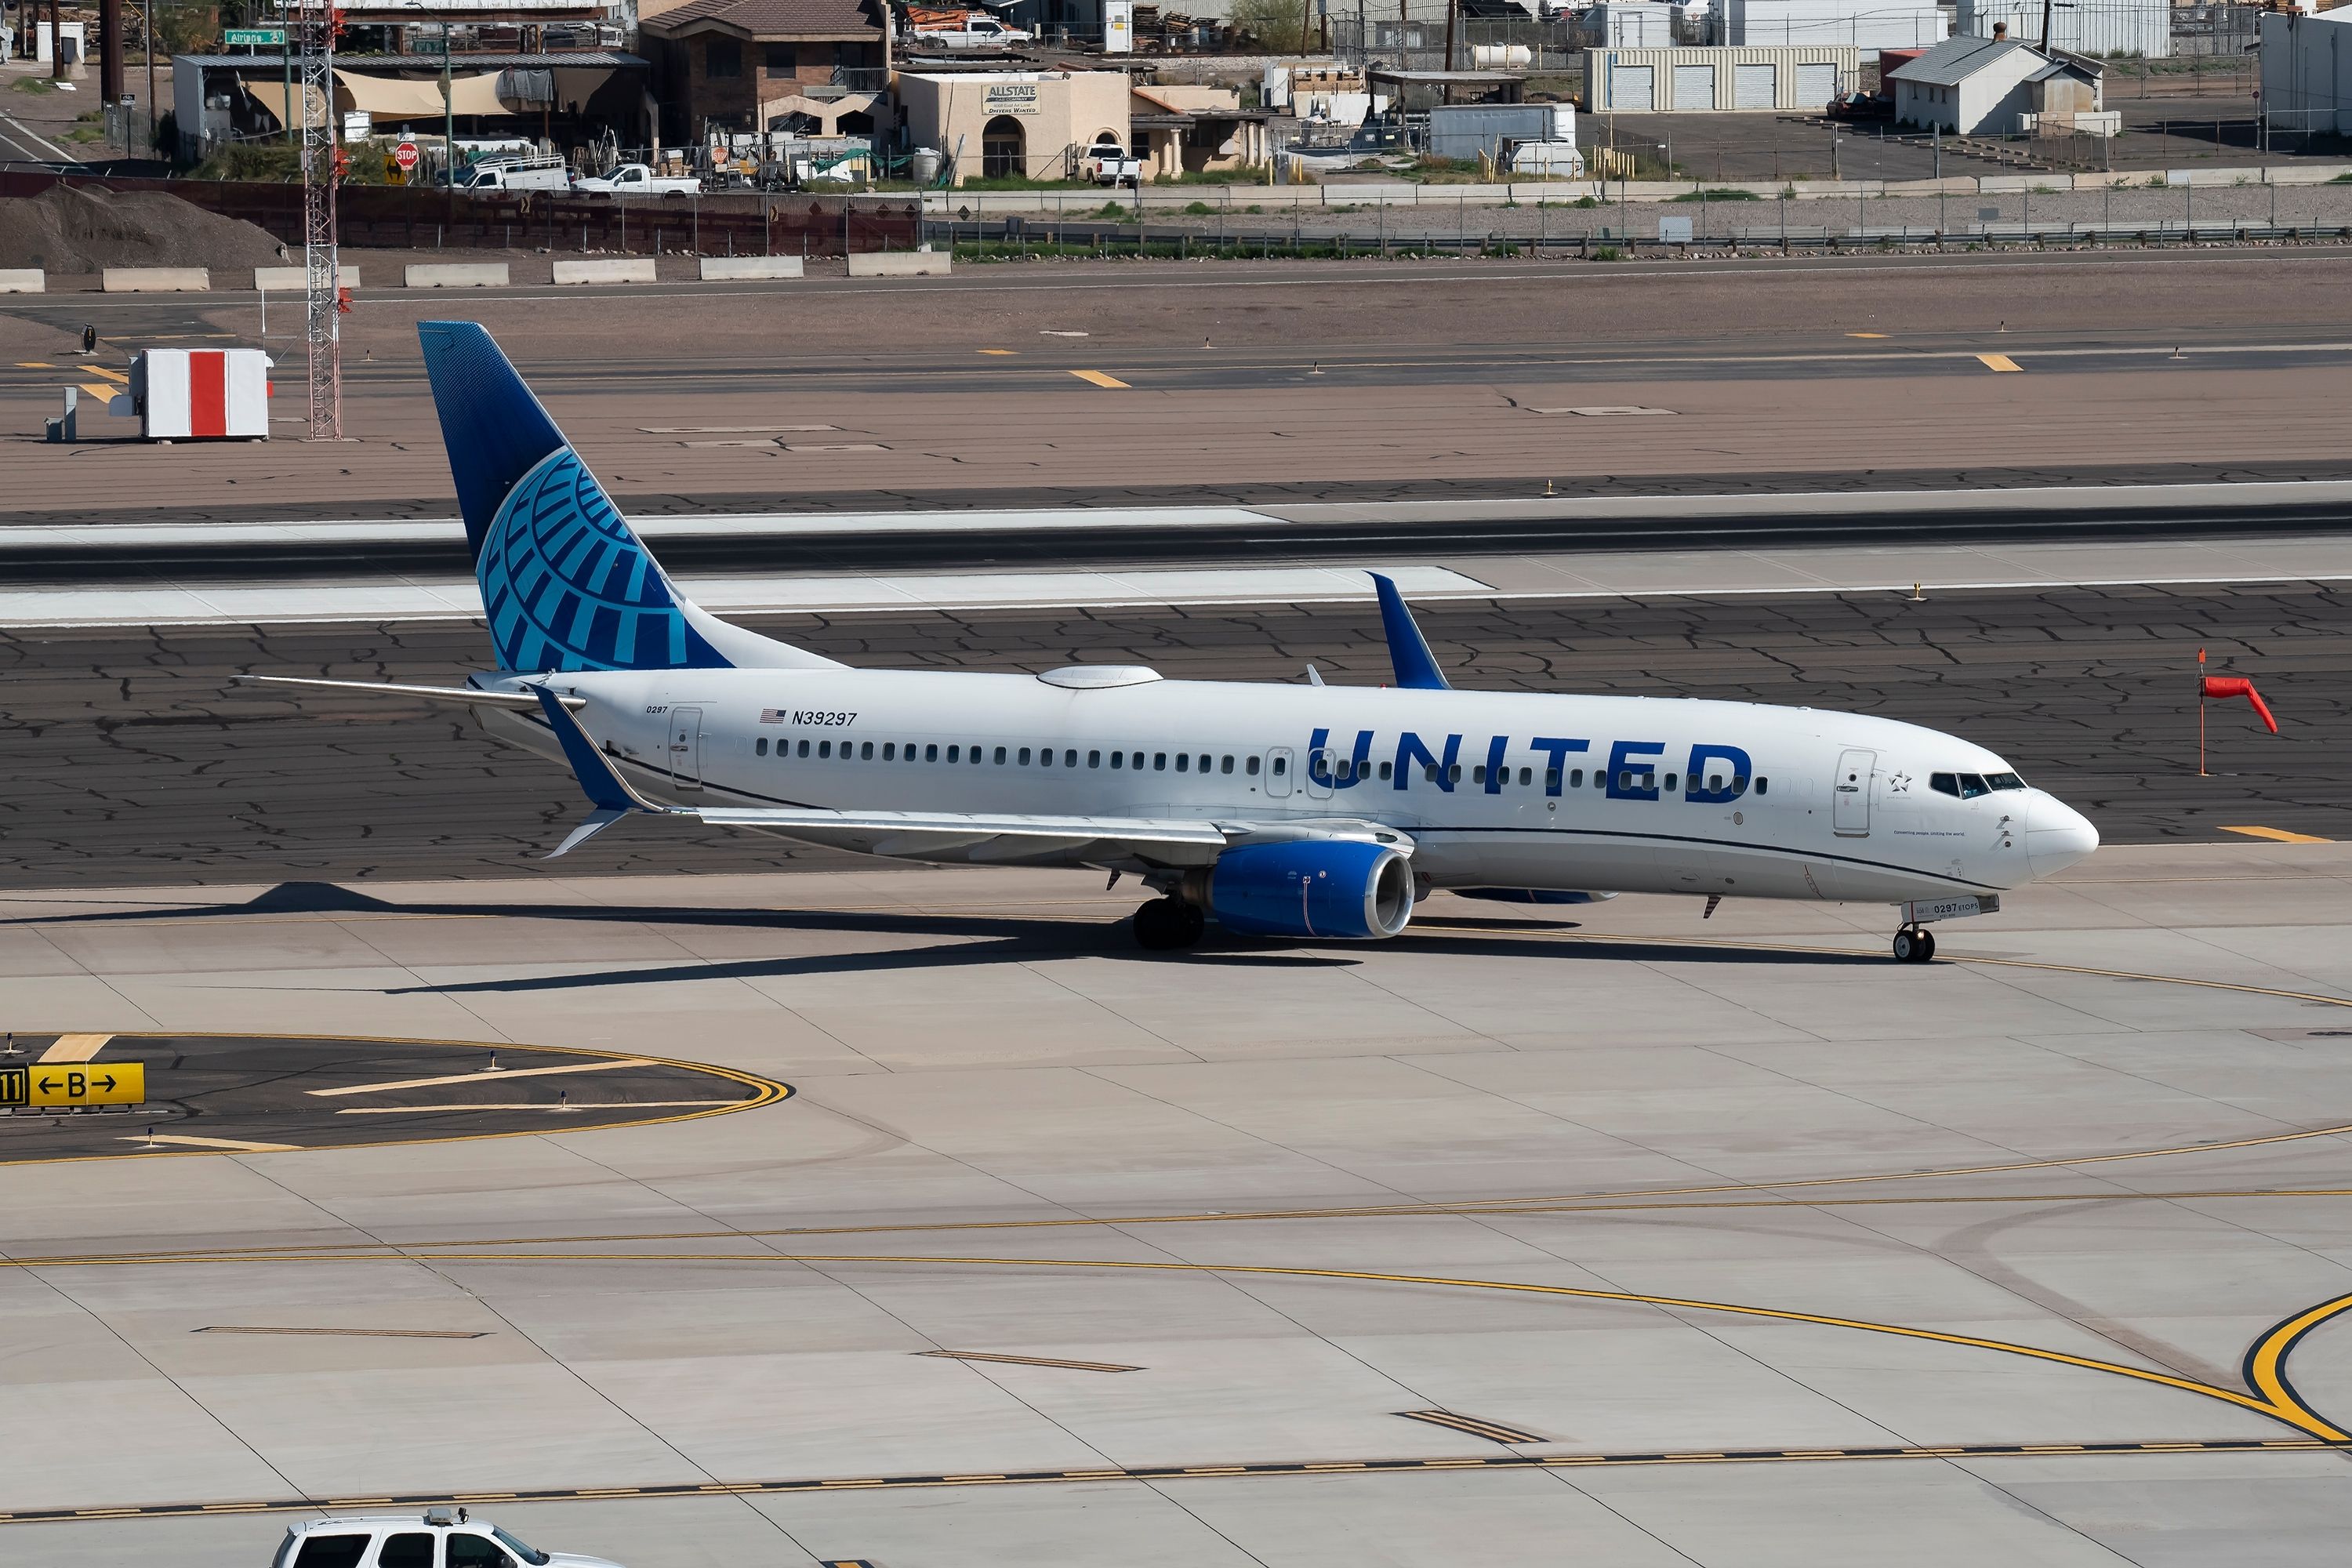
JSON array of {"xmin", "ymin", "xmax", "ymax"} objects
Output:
[
  {"xmin": 688, "ymin": 805, "xmax": 1231, "ymax": 859},
  {"xmin": 524, "ymin": 686, "xmax": 1410, "ymax": 864}
]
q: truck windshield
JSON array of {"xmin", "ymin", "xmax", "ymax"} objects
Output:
[{"xmin": 490, "ymin": 1526, "xmax": 550, "ymax": 1566}]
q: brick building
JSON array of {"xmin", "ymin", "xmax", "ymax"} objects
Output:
[{"xmin": 643, "ymin": 0, "xmax": 891, "ymax": 141}]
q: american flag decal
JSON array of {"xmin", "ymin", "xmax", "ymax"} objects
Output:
[{"xmin": 760, "ymin": 709, "xmax": 788, "ymax": 724}]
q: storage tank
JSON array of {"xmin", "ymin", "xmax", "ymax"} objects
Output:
[
  {"xmin": 1470, "ymin": 42, "xmax": 1535, "ymax": 67},
  {"xmin": 910, "ymin": 147, "xmax": 944, "ymax": 184}
]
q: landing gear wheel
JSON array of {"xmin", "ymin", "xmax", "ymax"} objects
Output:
[
  {"xmin": 1892, "ymin": 927, "xmax": 1936, "ymax": 964},
  {"xmin": 1134, "ymin": 896, "xmax": 1205, "ymax": 951}
]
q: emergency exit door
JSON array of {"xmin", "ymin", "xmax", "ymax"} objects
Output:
[
  {"xmin": 669, "ymin": 706, "xmax": 706, "ymax": 789},
  {"xmin": 1832, "ymin": 748, "xmax": 1874, "ymax": 836}
]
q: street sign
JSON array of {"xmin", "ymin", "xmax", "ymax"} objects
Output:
[
  {"xmin": 394, "ymin": 140, "xmax": 419, "ymax": 172},
  {"xmin": 0, "ymin": 1062, "xmax": 146, "ymax": 1109},
  {"xmin": 224, "ymin": 27, "xmax": 285, "ymax": 45}
]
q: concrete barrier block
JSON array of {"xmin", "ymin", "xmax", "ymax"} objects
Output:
[
  {"xmin": 253, "ymin": 266, "xmax": 361, "ymax": 290},
  {"xmin": 0, "ymin": 269, "xmax": 43, "ymax": 293},
  {"xmin": 551, "ymin": 257, "xmax": 658, "ymax": 285},
  {"xmin": 847, "ymin": 251, "xmax": 950, "ymax": 278},
  {"xmin": 405, "ymin": 263, "xmax": 510, "ymax": 289},
  {"xmin": 699, "ymin": 256, "xmax": 804, "ymax": 281},
  {"xmin": 103, "ymin": 267, "xmax": 209, "ymax": 293}
]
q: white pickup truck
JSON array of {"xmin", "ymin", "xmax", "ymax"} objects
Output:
[
  {"xmin": 1080, "ymin": 143, "xmax": 1142, "ymax": 186},
  {"xmin": 909, "ymin": 14, "xmax": 1033, "ymax": 47},
  {"xmin": 571, "ymin": 162, "xmax": 702, "ymax": 196},
  {"xmin": 446, "ymin": 155, "xmax": 572, "ymax": 193}
]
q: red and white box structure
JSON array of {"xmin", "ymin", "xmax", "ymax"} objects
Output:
[{"xmin": 125, "ymin": 348, "xmax": 273, "ymax": 440}]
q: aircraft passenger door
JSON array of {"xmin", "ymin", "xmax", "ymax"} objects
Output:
[
  {"xmin": 669, "ymin": 706, "xmax": 706, "ymax": 790},
  {"xmin": 1831, "ymin": 747, "xmax": 1874, "ymax": 836},
  {"xmin": 1265, "ymin": 746, "xmax": 1294, "ymax": 798},
  {"xmin": 1303, "ymin": 745, "xmax": 1337, "ymax": 800}
]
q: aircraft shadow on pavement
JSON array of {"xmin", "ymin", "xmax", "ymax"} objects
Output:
[{"xmin": 5, "ymin": 883, "xmax": 1878, "ymax": 996}]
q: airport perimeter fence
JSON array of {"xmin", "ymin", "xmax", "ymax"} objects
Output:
[
  {"xmin": 930, "ymin": 176, "xmax": 2352, "ymax": 260},
  {"xmin": 0, "ymin": 169, "xmax": 924, "ymax": 257}
]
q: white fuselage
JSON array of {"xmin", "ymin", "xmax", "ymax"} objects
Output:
[{"xmin": 474, "ymin": 665, "xmax": 2099, "ymax": 904}]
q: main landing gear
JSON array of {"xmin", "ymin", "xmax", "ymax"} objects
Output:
[
  {"xmin": 1892, "ymin": 926, "xmax": 1937, "ymax": 964},
  {"xmin": 1133, "ymin": 895, "xmax": 1205, "ymax": 951}
]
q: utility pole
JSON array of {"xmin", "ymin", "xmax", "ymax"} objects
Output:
[
  {"xmin": 49, "ymin": 0, "xmax": 65, "ymax": 82},
  {"xmin": 2040, "ymin": 0, "xmax": 2055, "ymax": 48},
  {"xmin": 1443, "ymin": 0, "xmax": 1458, "ymax": 73},
  {"xmin": 99, "ymin": 0, "xmax": 122, "ymax": 107},
  {"xmin": 296, "ymin": 0, "xmax": 340, "ymax": 439}
]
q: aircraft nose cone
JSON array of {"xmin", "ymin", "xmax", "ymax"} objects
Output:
[{"xmin": 2027, "ymin": 793, "xmax": 2100, "ymax": 879}]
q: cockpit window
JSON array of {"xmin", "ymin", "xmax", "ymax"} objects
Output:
[
  {"xmin": 1931, "ymin": 772, "xmax": 1996, "ymax": 800},
  {"xmin": 1930, "ymin": 773, "xmax": 1958, "ymax": 797},
  {"xmin": 1957, "ymin": 773, "xmax": 1991, "ymax": 798},
  {"xmin": 1985, "ymin": 771, "xmax": 2025, "ymax": 790}
]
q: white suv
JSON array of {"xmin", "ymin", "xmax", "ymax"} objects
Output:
[{"xmin": 271, "ymin": 1512, "xmax": 625, "ymax": 1568}]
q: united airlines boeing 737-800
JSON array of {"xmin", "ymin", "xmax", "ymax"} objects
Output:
[{"xmin": 245, "ymin": 322, "xmax": 2098, "ymax": 961}]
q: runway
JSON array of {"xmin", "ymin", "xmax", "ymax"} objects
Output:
[
  {"xmin": 9, "ymin": 250, "xmax": 2352, "ymax": 525},
  {"xmin": 6, "ymin": 846, "xmax": 2352, "ymax": 1566}
]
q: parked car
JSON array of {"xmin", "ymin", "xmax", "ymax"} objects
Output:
[
  {"xmin": 571, "ymin": 162, "xmax": 702, "ymax": 196},
  {"xmin": 446, "ymin": 155, "xmax": 572, "ymax": 192},
  {"xmin": 1080, "ymin": 143, "xmax": 1142, "ymax": 186},
  {"xmin": 271, "ymin": 1511, "xmax": 623, "ymax": 1568},
  {"xmin": 909, "ymin": 13, "xmax": 1033, "ymax": 48}
]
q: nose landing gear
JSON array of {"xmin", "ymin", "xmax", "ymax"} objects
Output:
[
  {"xmin": 1133, "ymin": 895, "xmax": 1206, "ymax": 951},
  {"xmin": 1892, "ymin": 926, "xmax": 1936, "ymax": 964}
]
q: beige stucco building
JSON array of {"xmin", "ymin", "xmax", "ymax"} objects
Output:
[{"xmin": 898, "ymin": 69, "xmax": 1133, "ymax": 183}]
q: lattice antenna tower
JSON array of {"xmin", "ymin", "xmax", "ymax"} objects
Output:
[{"xmin": 296, "ymin": 0, "xmax": 342, "ymax": 439}]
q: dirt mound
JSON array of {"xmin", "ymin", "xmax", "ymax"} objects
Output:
[{"xmin": 0, "ymin": 183, "xmax": 289, "ymax": 275}]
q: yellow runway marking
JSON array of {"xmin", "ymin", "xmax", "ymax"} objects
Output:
[
  {"xmin": 0, "ymin": 1439, "xmax": 2338, "ymax": 1525},
  {"xmin": 977, "ymin": 349, "xmax": 1017, "ymax": 355},
  {"xmin": 37, "ymin": 1034, "xmax": 111, "ymax": 1063},
  {"xmin": 15, "ymin": 361, "xmax": 54, "ymax": 368},
  {"xmin": 76, "ymin": 383, "xmax": 119, "ymax": 401},
  {"xmin": 1847, "ymin": 332, "xmax": 1888, "ymax": 339},
  {"xmin": 1977, "ymin": 353, "xmax": 2023, "ymax": 372},
  {"xmin": 12, "ymin": 1244, "xmax": 2347, "ymax": 1439},
  {"xmin": 332, "ymin": 1101, "xmax": 735, "ymax": 1114},
  {"xmin": 121, "ymin": 1135, "xmax": 300, "ymax": 1152},
  {"xmin": 2221, "ymin": 826, "xmax": 2333, "ymax": 844},
  {"xmin": 307, "ymin": 1058, "xmax": 656, "ymax": 1096},
  {"xmin": 1069, "ymin": 369, "xmax": 1130, "ymax": 388},
  {"xmin": 86, "ymin": 367, "xmax": 129, "ymax": 383}
]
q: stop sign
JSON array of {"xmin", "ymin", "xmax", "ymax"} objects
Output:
[{"xmin": 394, "ymin": 140, "xmax": 419, "ymax": 171}]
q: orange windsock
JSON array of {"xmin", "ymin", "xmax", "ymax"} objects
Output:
[{"xmin": 2201, "ymin": 675, "xmax": 2278, "ymax": 735}]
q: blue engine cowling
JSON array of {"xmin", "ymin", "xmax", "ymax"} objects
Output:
[{"xmin": 1195, "ymin": 840, "xmax": 1415, "ymax": 940}]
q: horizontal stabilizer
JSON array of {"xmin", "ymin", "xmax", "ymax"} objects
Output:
[{"xmin": 234, "ymin": 674, "xmax": 583, "ymax": 708}]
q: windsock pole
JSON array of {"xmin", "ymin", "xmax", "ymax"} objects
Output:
[{"xmin": 2198, "ymin": 646, "xmax": 2208, "ymax": 776}]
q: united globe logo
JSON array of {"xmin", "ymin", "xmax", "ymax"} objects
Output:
[{"xmin": 481, "ymin": 448, "xmax": 689, "ymax": 671}]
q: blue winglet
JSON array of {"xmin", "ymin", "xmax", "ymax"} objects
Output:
[
  {"xmin": 532, "ymin": 687, "xmax": 642, "ymax": 813},
  {"xmin": 1370, "ymin": 573, "xmax": 1451, "ymax": 691}
]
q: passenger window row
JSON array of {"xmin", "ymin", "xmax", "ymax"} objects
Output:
[
  {"xmin": 743, "ymin": 735, "xmax": 1769, "ymax": 798},
  {"xmin": 752, "ymin": 737, "xmax": 1268, "ymax": 775}
]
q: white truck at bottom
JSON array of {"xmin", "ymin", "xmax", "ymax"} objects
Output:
[{"xmin": 273, "ymin": 1510, "xmax": 625, "ymax": 1568}]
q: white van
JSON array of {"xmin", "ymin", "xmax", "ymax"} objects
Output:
[
  {"xmin": 271, "ymin": 1511, "xmax": 624, "ymax": 1568},
  {"xmin": 447, "ymin": 155, "xmax": 572, "ymax": 193}
]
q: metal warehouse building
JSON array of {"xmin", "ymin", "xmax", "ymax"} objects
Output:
[
  {"xmin": 1958, "ymin": 0, "xmax": 2170, "ymax": 58},
  {"xmin": 1581, "ymin": 45, "xmax": 1857, "ymax": 111}
]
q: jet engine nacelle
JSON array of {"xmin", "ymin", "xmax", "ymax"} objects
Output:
[{"xmin": 1184, "ymin": 840, "xmax": 1415, "ymax": 940}]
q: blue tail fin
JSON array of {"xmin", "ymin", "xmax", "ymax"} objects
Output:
[{"xmin": 419, "ymin": 321, "xmax": 837, "ymax": 676}]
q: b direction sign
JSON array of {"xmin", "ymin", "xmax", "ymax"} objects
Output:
[{"xmin": 0, "ymin": 1062, "xmax": 146, "ymax": 1109}]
